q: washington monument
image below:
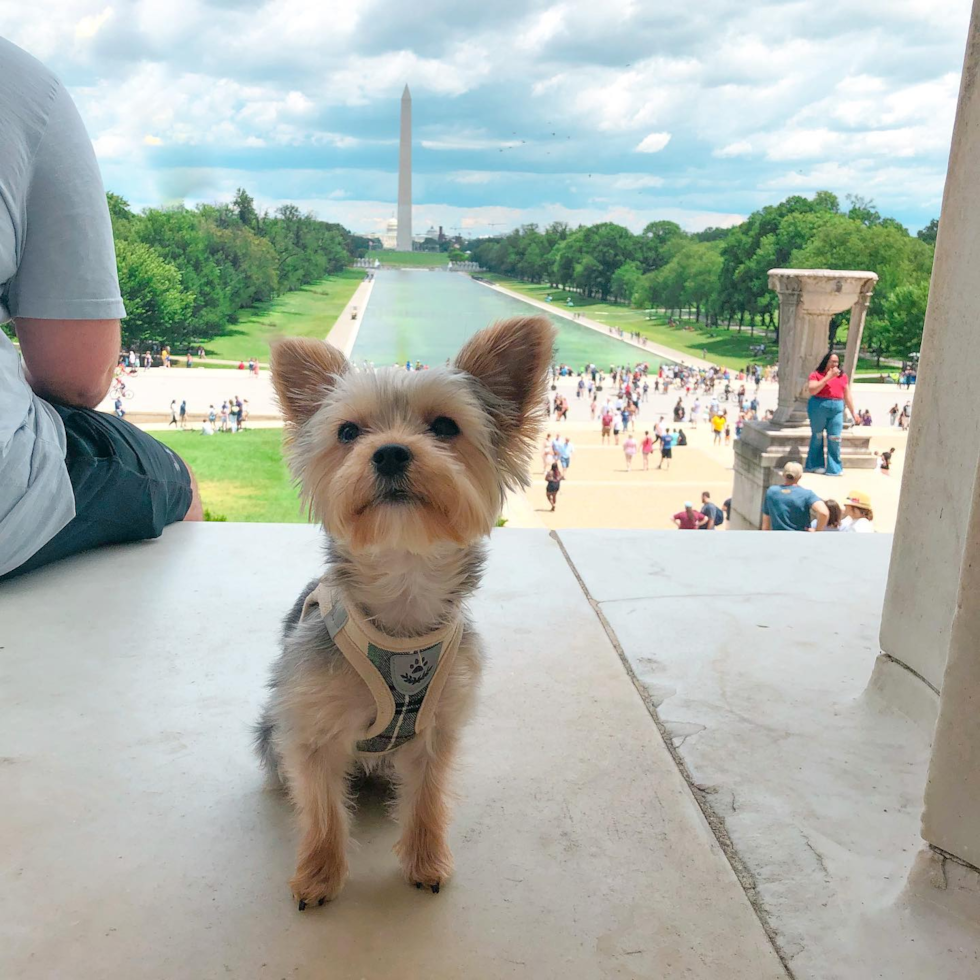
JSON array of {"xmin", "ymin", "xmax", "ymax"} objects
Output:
[{"xmin": 396, "ymin": 85, "xmax": 412, "ymax": 251}]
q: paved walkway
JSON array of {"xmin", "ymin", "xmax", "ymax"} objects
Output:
[
  {"xmin": 502, "ymin": 376, "xmax": 911, "ymax": 532},
  {"xmin": 474, "ymin": 278, "xmax": 717, "ymax": 369},
  {"xmin": 324, "ymin": 276, "xmax": 374, "ymax": 356}
]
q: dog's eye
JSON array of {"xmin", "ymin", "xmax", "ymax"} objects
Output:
[
  {"xmin": 429, "ymin": 416, "xmax": 460, "ymax": 439},
  {"xmin": 338, "ymin": 421, "xmax": 360, "ymax": 443}
]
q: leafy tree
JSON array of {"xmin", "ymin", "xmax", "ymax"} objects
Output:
[
  {"xmin": 610, "ymin": 261, "xmax": 642, "ymax": 304},
  {"xmin": 115, "ymin": 239, "xmax": 194, "ymax": 348},
  {"xmin": 882, "ymin": 280, "xmax": 930, "ymax": 357},
  {"xmin": 233, "ymin": 188, "xmax": 259, "ymax": 230},
  {"xmin": 917, "ymin": 218, "xmax": 939, "ymax": 245}
]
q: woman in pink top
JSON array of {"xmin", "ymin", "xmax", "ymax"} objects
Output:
[
  {"xmin": 641, "ymin": 431, "xmax": 654, "ymax": 470},
  {"xmin": 805, "ymin": 351, "xmax": 860, "ymax": 475},
  {"xmin": 623, "ymin": 433, "xmax": 638, "ymax": 471}
]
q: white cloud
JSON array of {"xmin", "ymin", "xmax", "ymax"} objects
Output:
[
  {"xmin": 75, "ymin": 5, "xmax": 112, "ymax": 41},
  {"xmin": 715, "ymin": 140, "xmax": 753, "ymax": 158},
  {"xmin": 421, "ymin": 135, "xmax": 520, "ymax": 151},
  {"xmin": 516, "ymin": 4, "xmax": 568, "ymax": 52},
  {"xmin": 610, "ymin": 174, "xmax": 665, "ymax": 189},
  {"xmin": 635, "ymin": 132, "xmax": 672, "ymax": 153}
]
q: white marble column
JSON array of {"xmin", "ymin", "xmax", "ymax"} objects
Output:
[{"xmin": 873, "ymin": 0, "xmax": 980, "ymax": 875}]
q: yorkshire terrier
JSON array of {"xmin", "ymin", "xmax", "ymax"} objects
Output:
[{"xmin": 255, "ymin": 314, "xmax": 555, "ymax": 908}]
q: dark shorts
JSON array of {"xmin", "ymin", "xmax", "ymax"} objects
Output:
[
  {"xmin": 662, "ymin": 448, "xmax": 673, "ymax": 458},
  {"xmin": 3, "ymin": 406, "xmax": 192, "ymax": 580}
]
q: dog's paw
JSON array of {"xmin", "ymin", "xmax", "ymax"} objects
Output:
[
  {"xmin": 396, "ymin": 839, "xmax": 454, "ymax": 894},
  {"xmin": 290, "ymin": 864, "xmax": 347, "ymax": 910}
]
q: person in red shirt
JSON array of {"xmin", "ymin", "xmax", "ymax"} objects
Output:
[
  {"xmin": 805, "ymin": 351, "xmax": 860, "ymax": 475},
  {"xmin": 673, "ymin": 502, "xmax": 708, "ymax": 529}
]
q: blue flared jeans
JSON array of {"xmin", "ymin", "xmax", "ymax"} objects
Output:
[{"xmin": 806, "ymin": 396, "xmax": 844, "ymax": 474}]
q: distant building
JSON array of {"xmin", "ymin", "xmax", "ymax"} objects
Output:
[{"xmin": 381, "ymin": 216, "xmax": 398, "ymax": 250}]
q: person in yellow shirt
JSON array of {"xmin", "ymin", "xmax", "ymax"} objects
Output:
[{"xmin": 711, "ymin": 412, "xmax": 726, "ymax": 445}]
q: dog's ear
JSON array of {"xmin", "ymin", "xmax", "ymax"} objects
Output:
[
  {"xmin": 453, "ymin": 315, "xmax": 556, "ymax": 420},
  {"xmin": 270, "ymin": 337, "xmax": 348, "ymax": 425},
  {"xmin": 454, "ymin": 315, "xmax": 556, "ymax": 488}
]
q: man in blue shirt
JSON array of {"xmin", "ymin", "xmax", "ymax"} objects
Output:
[{"xmin": 762, "ymin": 462, "xmax": 829, "ymax": 531}]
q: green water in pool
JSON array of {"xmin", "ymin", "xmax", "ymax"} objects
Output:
[{"xmin": 352, "ymin": 270, "xmax": 667, "ymax": 369}]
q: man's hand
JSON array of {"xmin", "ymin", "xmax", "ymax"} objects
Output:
[{"xmin": 15, "ymin": 318, "xmax": 120, "ymax": 408}]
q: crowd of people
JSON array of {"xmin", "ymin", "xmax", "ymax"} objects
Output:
[
  {"xmin": 117, "ymin": 347, "xmax": 262, "ymax": 376},
  {"xmin": 163, "ymin": 395, "xmax": 251, "ymax": 434},
  {"xmin": 761, "ymin": 462, "xmax": 875, "ymax": 532}
]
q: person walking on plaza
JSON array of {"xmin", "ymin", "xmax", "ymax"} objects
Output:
[
  {"xmin": 889, "ymin": 403, "xmax": 899, "ymax": 426},
  {"xmin": 699, "ymin": 492, "xmax": 725, "ymax": 529},
  {"xmin": 600, "ymin": 408, "xmax": 613, "ymax": 444},
  {"xmin": 623, "ymin": 433, "xmax": 637, "ymax": 472},
  {"xmin": 641, "ymin": 431, "xmax": 654, "ymax": 470},
  {"xmin": 762, "ymin": 462, "xmax": 829, "ymax": 531},
  {"xmin": 179, "ymin": 399, "xmax": 187, "ymax": 429},
  {"xmin": 169, "ymin": 400, "xmax": 178, "ymax": 428},
  {"xmin": 542, "ymin": 433, "xmax": 555, "ymax": 475},
  {"xmin": 558, "ymin": 436, "xmax": 573, "ymax": 474},
  {"xmin": 658, "ymin": 429, "xmax": 673, "ymax": 470},
  {"xmin": 673, "ymin": 502, "xmax": 708, "ymax": 529},
  {"xmin": 545, "ymin": 462, "xmax": 564, "ymax": 512},
  {"xmin": 840, "ymin": 492, "xmax": 875, "ymax": 532},
  {"xmin": 805, "ymin": 351, "xmax": 860, "ymax": 474},
  {"xmin": 711, "ymin": 411, "xmax": 725, "ymax": 445}
]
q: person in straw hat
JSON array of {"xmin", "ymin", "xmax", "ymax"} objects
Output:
[{"xmin": 840, "ymin": 491, "xmax": 874, "ymax": 532}]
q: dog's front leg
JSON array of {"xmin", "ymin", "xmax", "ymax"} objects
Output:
[
  {"xmin": 282, "ymin": 742, "xmax": 351, "ymax": 908},
  {"xmin": 392, "ymin": 733, "xmax": 457, "ymax": 892}
]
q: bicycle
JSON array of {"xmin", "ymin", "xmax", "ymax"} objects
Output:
[{"xmin": 109, "ymin": 380, "xmax": 135, "ymax": 399}]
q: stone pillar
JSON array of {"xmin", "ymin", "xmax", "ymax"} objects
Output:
[
  {"xmin": 730, "ymin": 269, "xmax": 878, "ymax": 530},
  {"xmin": 921, "ymin": 471, "xmax": 980, "ymax": 868},
  {"xmin": 842, "ymin": 290, "xmax": 872, "ymax": 383},
  {"xmin": 871, "ymin": 0, "xmax": 980, "ymax": 874},
  {"xmin": 769, "ymin": 270, "xmax": 878, "ymax": 427},
  {"xmin": 872, "ymin": 3, "xmax": 980, "ymax": 733}
]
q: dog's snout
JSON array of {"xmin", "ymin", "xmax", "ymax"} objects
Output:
[{"xmin": 372, "ymin": 443, "xmax": 413, "ymax": 478}]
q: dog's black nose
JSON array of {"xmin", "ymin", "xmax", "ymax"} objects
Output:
[{"xmin": 372, "ymin": 443, "xmax": 413, "ymax": 477}]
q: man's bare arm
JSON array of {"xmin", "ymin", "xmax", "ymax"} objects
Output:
[
  {"xmin": 761, "ymin": 514, "xmax": 772, "ymax": 531},
  {"xmin": 15, "ymin": 318, "xmax": 120, "ymax": 408},
  {"xmin": 811, "ymin": 500, "xmax": 830, "ymax": 532}
]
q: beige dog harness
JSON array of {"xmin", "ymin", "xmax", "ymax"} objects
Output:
[{"xmin": 301, "ymin": 581, "xmax": 464, "ymax": 755}]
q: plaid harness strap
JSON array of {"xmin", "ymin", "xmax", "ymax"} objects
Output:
[{"xmin": 302, "ymin": 582, "xmax": 463, "ymax": 755}]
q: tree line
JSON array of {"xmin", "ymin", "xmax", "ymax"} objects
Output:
[
  {"xmin": 108, "ymin": 189, "xmax": 360, "ymax": 350},
  {"xmin": 469, "ymin": 192, "xmax": 937, "ymax": 359}
]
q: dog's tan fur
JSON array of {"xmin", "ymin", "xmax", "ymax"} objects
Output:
[{"xmin": 259, "ymin": 315, "xmax": 554, "ymax": 906}]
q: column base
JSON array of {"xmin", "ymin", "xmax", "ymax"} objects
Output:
[{"xmin": 730, "ymin": 420, "xmax": 879, "ymax": 530}]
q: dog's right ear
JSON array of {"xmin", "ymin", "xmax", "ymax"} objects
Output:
[{"xmin": 270, "ymin": 338, "xmax": 348, "ymax": 425}]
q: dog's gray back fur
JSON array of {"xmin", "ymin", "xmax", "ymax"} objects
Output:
[{"xmin": 253, "ymin": 578, "xmax": 331, "ymax": 781}]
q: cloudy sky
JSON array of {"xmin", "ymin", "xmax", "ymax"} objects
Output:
[{"xmin": 2, "ymin": 0, "xmax": 972, "ymax": 235}]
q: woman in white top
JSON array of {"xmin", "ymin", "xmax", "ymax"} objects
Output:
[{"xmin": 840, "ymin": 492, "xmax": 874, "ymax": 532}]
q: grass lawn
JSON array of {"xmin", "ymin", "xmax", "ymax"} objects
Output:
[
  {"xmin": 368, "ymin": 251, "xmax": 449, "ymax": 267},
  {"xmin": 204, "ymin": 270, "xmax": 363, "ymax": 363},
  {"xmin": 153, "ymin": 427, "xmax": 306, "ymax": 523},
  {"xmin": 484, "ymin": 275, "xmax": 778, "ymax": 370}
]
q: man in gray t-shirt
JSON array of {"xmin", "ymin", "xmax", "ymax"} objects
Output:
[{"xmin": 0, "ymin": 38, "xmax": 201, "ymax": 579}]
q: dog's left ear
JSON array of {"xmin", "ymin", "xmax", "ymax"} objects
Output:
[
  {"xmin": 454, "ymin": 315, "xmax": 556, "ymax": 421},
  {"xmin": 454, "ymin": 315, "xmax": 555, "ymax": 486}
]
